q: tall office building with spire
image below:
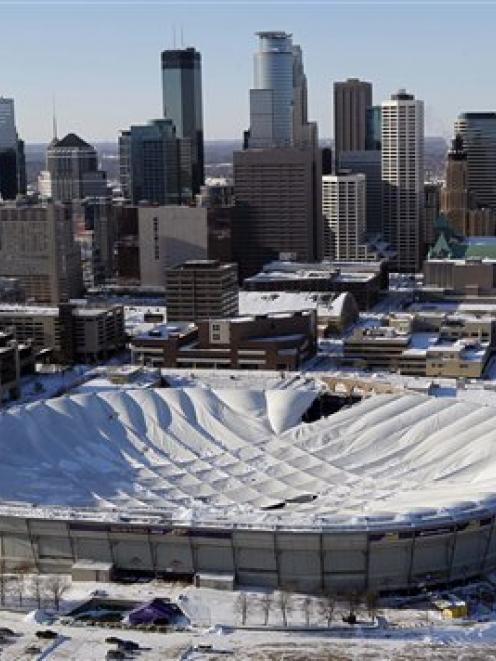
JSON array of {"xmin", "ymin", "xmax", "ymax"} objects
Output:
[
  {"xmin": 161, "ymin": 47, "xmax": 204, "ymax": 197},
  {"xmin": 46, "ymin": 133, "xmax": 108, "ymax": 203},
  {"xmin": 234, "ymin": 32, "xmax": 322, "ymax": 279},
  {"xmin": 246, "ymin": 31, "xmax": 316, "ymax": 149},
  {"xmin": 440, "ymin": 133, "xmax": 495, "ymax": 236},
  {"xmin": 382, "ymin": 89, "xmax": 424, "ymax": 272}
]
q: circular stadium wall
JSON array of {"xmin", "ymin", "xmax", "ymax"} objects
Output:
[{"xmin": 1, "ymin": 388, "xmax": 496, "ymax": 593}]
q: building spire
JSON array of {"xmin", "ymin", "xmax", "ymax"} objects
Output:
[{"xmin": 52, "ymin": 94, "xmax": 58, "ymax": 141}]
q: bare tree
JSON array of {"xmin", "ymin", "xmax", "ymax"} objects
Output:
[
  {"xmin": 344, "ymin": 590, "xmax": 361, "ymax": 625},
  {"xmin": 317, "ymin": 592, "xmax": 336, "ymax": 627},
  {"xmin": 234, "ymin": 592, "xmax": 250, "ymax": 625},
  {"xmin": 30, "ymin": 574, "xmax": 45, "ymax": 610},
  {"xmin": 0, "ymin": 560, "xmax": 6, "ymax": 606},
  {"xmin": 276, "ymin": 590, "xmax": 293, "ymax": 627},
  {"xmin": 12, "ymin": 574, "xmax": 26, "ymax": 607},
  {"xmin": 11, "ymin": 563, "xmax": 32, "ymax": 607},
  {"xmin": 301, "ymin": 596, "xmax": 313, "ymax": 627},
  {"xmin": 45, "ymin": 575, "xmax": 70, "ymax": 611},
  {"xmin": 365, "ymin": 592, "xmax": 379, "ymax": 622},
  {"xmin": 257, "ymin": 592, "xmax": 273, "ymax": 626}
]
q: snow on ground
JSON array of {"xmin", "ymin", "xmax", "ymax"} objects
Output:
[
  {"xmin": 161, "ymin": 368, "xmax": 320, "ymax": 391},
  {"xmin": 2, "ymin": 579, "xmax": 496, "ymax": 659},
  {"xmin": 5, "ymin": 365, "xmax": 92, "ymax": 410}
]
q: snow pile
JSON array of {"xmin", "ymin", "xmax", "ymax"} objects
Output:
[{"xmin": 24, "ymin": 609, "xmax": 54, "ymax": 624}]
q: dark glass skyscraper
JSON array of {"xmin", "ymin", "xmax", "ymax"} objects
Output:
[
  {"xmin": 366, "ymin": 105, "xmax": 382, "ymax": 151},
  {"xmin": 161, "ymin": 47, "xmax": 204, "ymax": 197},
  {"xmin": 0, "ymin": 97, "xmax": 26, "ymax": 200}
]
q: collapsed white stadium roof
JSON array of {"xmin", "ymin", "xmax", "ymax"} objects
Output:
[{"xmin": 3, "ymin": 388, "xmax": 496, "ymax": 529}]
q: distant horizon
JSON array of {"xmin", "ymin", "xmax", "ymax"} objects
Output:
[
  {"xmin": 4, "ymin": 2, "xmax": 496, "ymax": 142},
  {"xmin": 23, "ymin": 135, "xmax": 449, "ymax": 147}
]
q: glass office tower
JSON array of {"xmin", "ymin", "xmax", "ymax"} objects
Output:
[
  {"xmin": 0, "ymin": 97, "xmax": 26, "ymax": 200},
  {"xmin": 455, "ymin": 112, "xmax": 496, "ymax": 211},
  {"xmin": 161, "ymin": 47, "xmax": 204, "ymax": 197}
]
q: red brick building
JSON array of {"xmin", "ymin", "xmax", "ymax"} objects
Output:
[{"xmin": 131, "ymin": 311, "xmax": 316, "ymax": 370}]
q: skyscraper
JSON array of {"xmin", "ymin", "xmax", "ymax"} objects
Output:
[
  {"xmin": 291, "ymin": 44, "xmax": 318, "ymax": 149},
  {"xmin": 382, "ymin": 89, "xmax": 424, "ymax": 273},
  {"xmin": 454, "ymin": 112, "xmax": 496, "ymax": 211},
  {"xmin": 440, "ymin": 133, "xmax": 495, "ymax": 237},
  {"xmin": 233, "ymin": 148, "xmax": 321, "ymax": 280},
  {"xmin": 234, "ymin": 32, "xmax": 322, "ymax": 279},
  {"xmin": 119, "ymin": 119, "xmax": 180, "ymax": 205},
  {"xmin": 247, "ymin": 32, "xmax": 316, "ymax": 149},
  {"xmin": 47, "ymin": 133, "xmax": 108, "ymax": 203},
  {"xmin": 333, "ymin": 79, "xmax": 372, "ymax": 160},
  {"xmin": 0, "ymin": 201, "xmax": 83, "ymax": 303},
  {"xmin": 161, "ymin": 47, "xmax": 204, "ymax": 197},
  {"xmin": 440, "ymin": 134, "xmax": 469, "ymax": 235},
  {"xmin": 0, "ymin": 97, "xmax": 26, "ymax": 201},
  {"xmin": 322, "ymin": 172, "xmax": 368, "ymax": 260},
  {"xmin": 248, "ymin": 31, "xmax": 294, "ymax": 149},
  {"xmin": 339, "ymin": 150, "xmax": 382, "ymax": 236},
  {"xmin": 0, "ymin": 98, "xmax": 17, "ymax": 148},
  {"xmin": 366, "ymin": 105, "xmax": 382, "ymax": 151}
]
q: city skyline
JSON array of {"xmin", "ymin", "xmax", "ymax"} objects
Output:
[{"xmin": 3, "ymin": 1, "xmax": 496, "ymax": 142}]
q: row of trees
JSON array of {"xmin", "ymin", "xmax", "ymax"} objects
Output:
[
  {"xmin": 234, "ymin": 590, "xmax": 379, "ymax": 627},
  {"xmin": 0, "ymin": 562, "xmax": 69, "ymax": 611}
]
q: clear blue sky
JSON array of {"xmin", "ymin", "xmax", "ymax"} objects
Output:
[{"xmin": 2, "ymin": 0, "xmax": 496, "ymax": 142}]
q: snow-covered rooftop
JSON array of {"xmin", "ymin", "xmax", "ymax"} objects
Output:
[
  {"xmin": 239, "ymin": 291, "xmax": 348, "ymax": 318},
  {"xmin": 3, "ymin": 390, "xmax": 496, "ymax": 530}
]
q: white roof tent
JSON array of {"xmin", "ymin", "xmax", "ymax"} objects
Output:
[{"xmin": 2, "ymin": 390, "xmax": 496, "ymax": 531}]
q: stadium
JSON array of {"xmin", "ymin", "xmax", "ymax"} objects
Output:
[{"xmin": 1, "ymin": 387, "xmax": 496, "ymax": 594}]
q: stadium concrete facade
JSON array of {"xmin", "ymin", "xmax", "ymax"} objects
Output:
[{"xmin": 2, "ymin": 389, "xmax": 496, "ymax": 593}]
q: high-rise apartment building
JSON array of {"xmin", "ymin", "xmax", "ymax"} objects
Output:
[
  {"xmin": 334, "ymin": 79, "xmax": 372, "ymax": 160},
  {"xmin": 454, "ymin": 112, "xmax": 496, "ymax": 211},
  {"xmin": 322, "ymin": 172, "xmax": 378, "ymax": 261},
  {"xmin": 233, "ymin": 148, "xmax": 321, "ymax": 280},
  {"xmin": 382, "ymin": 89, "xmax": 424, "ymax": 273},
  {"xmin": 46, "ymin": 133, "xmax": 108, "ymax": 203},
  {"xmin": 165, "ymin": 260, "xmax": 239, "ymax": 322},
  {"xmin": 0, "ymin": 97, "xmax": 26, "ymax": 201},
  {"xmin": 0, "ymin": 201, "xmax": 83, "ymax": 303},
  {"xmin": 161, "ymin": 47, "xmax": 204, "ymax": 197}
]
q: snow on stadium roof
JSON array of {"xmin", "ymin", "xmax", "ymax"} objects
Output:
[{"xmin": 2, "ymin": 389, "xmax": 496, "ymax": 530}]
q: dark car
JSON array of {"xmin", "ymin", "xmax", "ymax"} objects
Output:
[{"xmin": 35, "ymin": 630, "xmax": 58, "ymax": 640}]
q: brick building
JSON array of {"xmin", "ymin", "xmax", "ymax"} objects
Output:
[{"xmin": 131, "ymin": 311, "xmax": 316, "ymax": 370}]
